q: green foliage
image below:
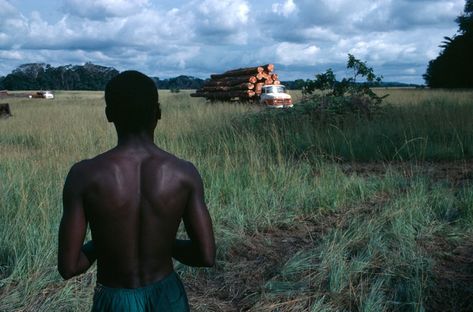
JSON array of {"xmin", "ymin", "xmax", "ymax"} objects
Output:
[
  {"xmin": 154, "ymin": 75, "xmax": 205, "ymax": 90},
  {"xmin": 456, "ymin": 0, "xmax": 473, "ymax": 34},
  {"xmin": 424, "ymin": 0, "xmax": 473, "ymax": 88},
  {"xmin": 282, "ymin": 78, "xmax": 313, "ymax": 90},
  {"xmin": 302, "ymin": 54, "xmax": 387, "ymax": 118},
  {"xmin": 304, "ymin": 68, "xmax": 337, "ymax": 93}
]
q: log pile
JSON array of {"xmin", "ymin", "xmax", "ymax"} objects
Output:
[{"xmin": 191, "ymin": 64, "xmax": 281, "ymax": 101}]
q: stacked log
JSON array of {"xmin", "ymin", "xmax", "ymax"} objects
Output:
[{"xmin": 191, "ymin": 64, "xmax": 282, "ymax": 101}]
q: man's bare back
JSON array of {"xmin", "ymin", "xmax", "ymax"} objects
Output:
[{"xmin": 58, "ymin": 71, "xmax": 215, "ymax": 310}]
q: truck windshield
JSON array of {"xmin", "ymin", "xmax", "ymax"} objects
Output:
[
  {"xmin": 275, "ymin": 86, "xmax": 286, "ymax": 93},
  {"xmin": 265, "ymin": 86, "xmax": 286, "ymax": 93}
]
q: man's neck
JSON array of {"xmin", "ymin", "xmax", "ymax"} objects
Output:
[{"xmin": 116, "ymin": 129, "xmax": 155, "ymax": 147}]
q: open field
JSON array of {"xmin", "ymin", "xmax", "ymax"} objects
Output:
[{"xmin": 1, "ymin": 89, "xmax": 473, "ymax": 311}]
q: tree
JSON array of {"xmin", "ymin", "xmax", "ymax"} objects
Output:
[
  {"xmin": 304, "ymin": 54, "xmax": 385, "ymax": 103},
  {"xmin": 457, "ymin": 0, "xmax": 473, "ymax": 34},
  {"xmin": 302, "ymin": 54, "xmax": 387, "ymax": 118},
  {"xmin": 424, "ymin": 0, "xmax": 473, "ymax": 88},
  {"xmin": 153, "ymin": 75, "xmax": 205, "ymax": 89}
]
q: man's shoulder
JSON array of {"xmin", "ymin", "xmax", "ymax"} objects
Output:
[
  {"xmin": 73, "ymin": 148, "xmax": 126, "ymax": 171},
  {"xmin": 67, "ymin": 158, "xmax": 93, "ymax": 175},
  {"xmin": 68, "ymin": 155, "xmax": 106, "ymax": 174},
  {"xmin": 66, "ymin": 152, "xmax": 114, "ymax": 183},
  {"xmin": 159, "ymin": 153, "xmax": 200, "ymax": 179},
  {"xmin": 146, "ymin": 149, "xmax": 201, "ymax": 186}
]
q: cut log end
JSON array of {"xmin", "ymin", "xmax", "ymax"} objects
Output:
[{"xmin": 264, "ymin": 64, "xmax": 275, "ymax": 72}]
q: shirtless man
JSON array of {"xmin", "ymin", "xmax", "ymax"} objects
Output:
[{"xmin": 58, "ymin": 70, "xmax": 215, "ymax": 311}]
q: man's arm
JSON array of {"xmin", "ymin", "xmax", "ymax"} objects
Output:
[
  {"xmin": 173, "ymin": 163, "xmax": 216, "ymax": 267},
  {"xmin": 58, "ymin": 163, "xmax": 96, "ymax": 279}
]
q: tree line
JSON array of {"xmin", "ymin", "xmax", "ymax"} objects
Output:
[
  {"xmin": 0, "ymin": 63, "xmax": 119, "ymax": 90},
  {"xmin": 0, "ymin": 63, "xmax": 211, "ymax": 91}
]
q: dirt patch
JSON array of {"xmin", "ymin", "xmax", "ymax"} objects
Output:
[
  {"xmin": 340, "ymin": 160, "xmax": 473, "ymax": 186},
  {"xmin": 422, "ymin": 236, "xmax": 473, "ymax": 311},
  {"xmin": 184, "ymin": 219, "xmax": 320, "ymax": 311},
  {"xmin": 184, "ymin": 199, "xmax": 388, "ymax": 311}
]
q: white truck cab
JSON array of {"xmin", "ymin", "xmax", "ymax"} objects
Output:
[
  {"xmin": 260, "ymin": 85, "xmax": 293, "ymax": 108},
  {"xmin": 42, "ymin": 91, "xmax": 54, "ymax": 99}
]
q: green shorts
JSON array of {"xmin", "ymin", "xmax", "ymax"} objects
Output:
[{"xmin": 91, "ymin": 272, "xmax": 189, "ymax": 312}]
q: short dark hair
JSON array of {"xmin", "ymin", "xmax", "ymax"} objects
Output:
[{"xmin": 105, "ymin": 70, "xmax": 159, "ymax": 131}]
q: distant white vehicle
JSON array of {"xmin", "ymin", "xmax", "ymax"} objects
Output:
[
  {"xmin": 29, "ymin": 91, "xmax": 54, "ymax": 99},
  {"xmin": 259, "ymin": 85, "xmax": 293, "ymax": 108}
]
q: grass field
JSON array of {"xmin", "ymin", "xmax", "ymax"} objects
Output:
[{"xmin": 0, "ymin": 89, "xmax": 473, "ymax": 311}]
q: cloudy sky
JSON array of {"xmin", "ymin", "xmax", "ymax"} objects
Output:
[{"xmin": 0, "ymin": 0, "xmax": 466, "ymax": 84}]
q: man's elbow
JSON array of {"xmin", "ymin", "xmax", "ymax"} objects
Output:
[
  {"xmin": 58, "ymin": 265, "xmax": 76, "ymax": 280},
  {"xmin": 201, "ymin": 249, "xmax": 215, "ymax": 267},
  {"xmin": 201, "ymin": 256, "xmax": 215, "ymax": 267}
]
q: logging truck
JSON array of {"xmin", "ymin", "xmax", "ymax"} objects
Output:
[
  {"xmin": 191, "ymin": 64, "xmax": 293, "ymax": 108},
  {"xmin": 28, "ymin": 91, "xmax": 54, "ymax": 99}
]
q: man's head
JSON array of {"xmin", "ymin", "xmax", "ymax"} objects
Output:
[{"xmin": 105, "ymin": 70, "xmax": 161, "ymax": 132}]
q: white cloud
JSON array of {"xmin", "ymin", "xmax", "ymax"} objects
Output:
[
  {"xmin": 62, "ymin": 0, "xmax": 150, "ymax": 19},
  {"xmin": 161, "ymin": 46, "xmax": 201, "ymax": 70},
  {"xmin": 0, "ymin": 50, "xmax": 23, "ymax": 60},
  {"xmin": 320, "ymin": 0, "xmax": 346, "ymax": 12},
  {"xmin": 275, "ymin": 42, "xmax": 320, "ymax": 65},
  {"xmin": 193, "ymin": 0, "xmax": 250, "ymax": 43},
  {"xmin": 198, "ymin": 0, "xmax": 249, "ymax": 26},
  {"xmin": 338, "ymin": 37, "xmax": 417, "ymax": 63},
  {"xmin": 404, "ymin": 68, "xmax": 416, "ymax": 75},
  {"xmin": 302, "ymin": 26, "xmax": 339, "ymax": 42},
  {"xmin": 272, "ymin": 0, "xmax": 297, "ymax": 17},
  {"xmin": 0, "ymin": 0, "xmax": 16, "ymax": 15}
]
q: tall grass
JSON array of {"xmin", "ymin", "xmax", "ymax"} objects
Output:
[
  {"xmin": 0, "ymin": 89, "xmax": 472, "ymax": 311},
  {"xmin": 234, "ymin": 89, "xmax": 473, "ymax": 161}
]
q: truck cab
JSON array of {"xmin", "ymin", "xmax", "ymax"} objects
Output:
[{"xmin": 260, "ymin": 85, "xmax": 293, "ymax": 108}]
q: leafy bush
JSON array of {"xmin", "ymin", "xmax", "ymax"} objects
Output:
[{"xmin": 302, "ymin": 54, "xmax": 388, "ymax": 118}]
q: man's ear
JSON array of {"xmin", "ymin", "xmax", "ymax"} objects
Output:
[{"xmin": 105, "ymin": 106, "xmax": 113, "ymax": 122}]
